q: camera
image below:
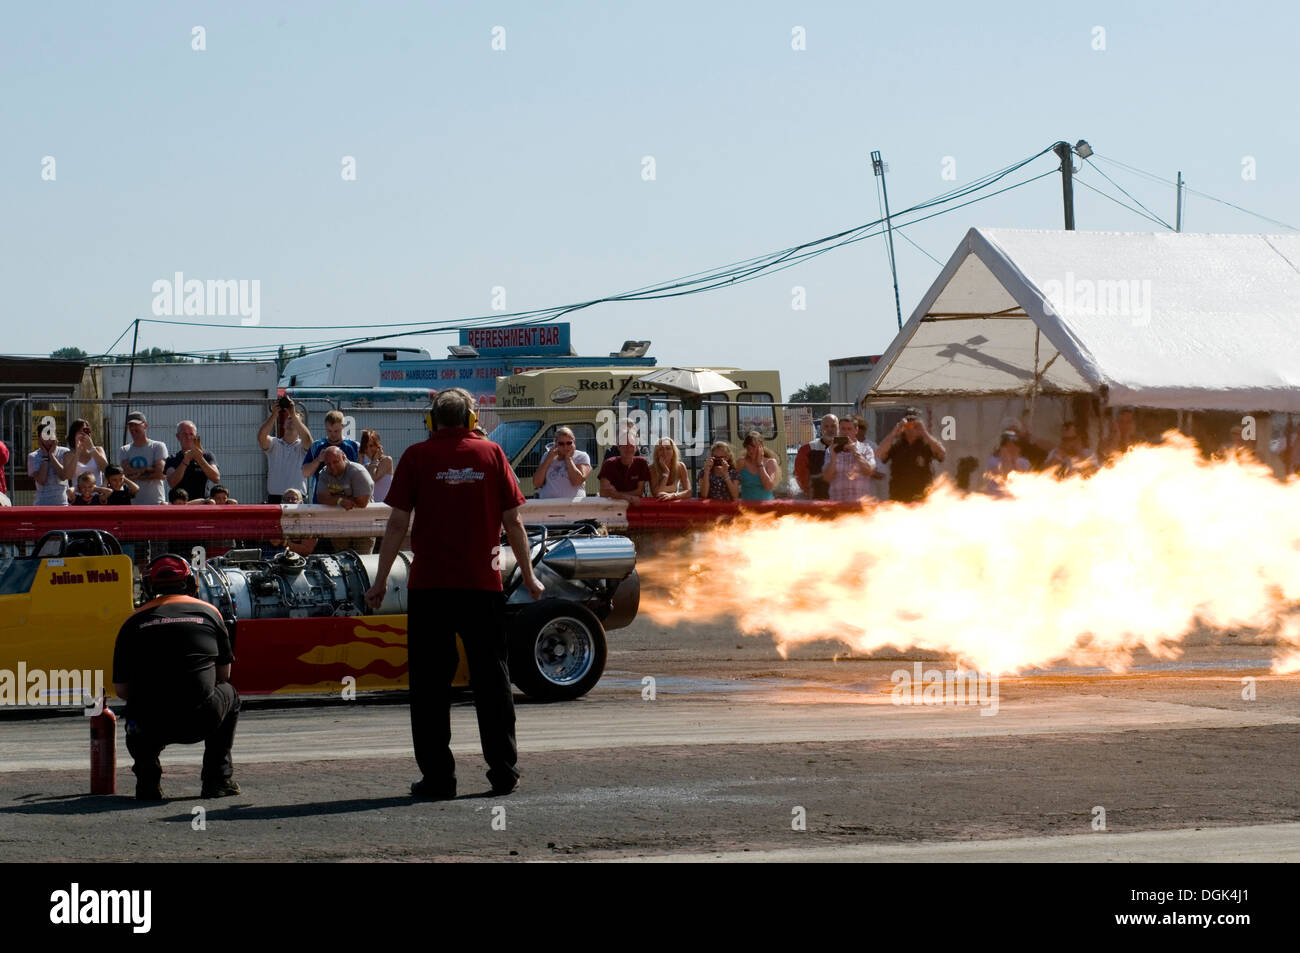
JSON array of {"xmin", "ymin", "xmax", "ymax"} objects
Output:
[
  {"xmin": 712, "ymin": 456, "xmax": 727, "ymax": 469},
  {"xmin": 277, "ymin": 396, "xmax": 293, "ymax": 410},
  {"xmin": 833, "ymin": 436, "xmax": 848, "ymax": 451}
]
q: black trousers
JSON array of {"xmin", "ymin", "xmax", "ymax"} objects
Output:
[
  {"xmin": 125, "ymin": 683, "xmax": 240, "ymax": 784},
  {"xmin": 406, "ymin": 588, "xmax": 517, "ymax": 789}
]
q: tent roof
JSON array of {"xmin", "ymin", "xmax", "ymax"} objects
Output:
[{"xmin": 863, "ymin": 228, "xmax": 1300, "ymax": 413}]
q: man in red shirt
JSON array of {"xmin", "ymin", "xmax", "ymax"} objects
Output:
[
  {"xmin": 365, "ymin": 388, "xmax": 543, "ymax": 799},
  {"xmin": 598, "ymin": 433, "xmax": 651, "ymax": 504}
]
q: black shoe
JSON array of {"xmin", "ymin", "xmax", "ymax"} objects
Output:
[
  {"xmin": 136, "ymin": 779, "xmax": 164, "ymax": 801},
  {"xmin": 411, "ymin": 779, "xmax": 456, "ymax": 800},
  {"xmin": 490, "ymin": 778, "xmax": 519, "ymax": 797},
  {"xmin": 200, "ymin": 779, "xmax": 242, "ymax": 798}
]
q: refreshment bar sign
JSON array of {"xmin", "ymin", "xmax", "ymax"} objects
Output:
[{"xmin": 459, "ymin": 323, "xmax": 571, "ymax": 356}]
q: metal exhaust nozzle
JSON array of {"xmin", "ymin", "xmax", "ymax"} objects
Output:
[{"xmin": 541, "ymin": 537, "xmax": 636, "ymax": 579}]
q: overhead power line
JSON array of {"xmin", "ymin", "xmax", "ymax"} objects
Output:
[
  {"xmin": 1081, "ymin": 159, "xmax": 1173, "ymax": 229},
  {"xmin": 1073, "ymin": 177, "xmax": 1173, "ymax": 230},
  {"xmin": 99, "ymin": 145, "xmax": 1065, "ymax": 360},
  {"xmin": 1091, "ymin": 153, "xmax": 1298, "ymax": 232}
]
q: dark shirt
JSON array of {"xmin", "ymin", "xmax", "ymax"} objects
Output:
[
  {"xmin": 700, "ymin": 466, "xmax": 741, "ymax": 501},
  {"xmin": 165, "ymin": 450, "xmax": 218, "ymax": 499},
  {"xmin": 71, "ymin": 494, "xmax": 102, "ymax": 505},
  {"xmin": 105, "ymin": 488, "xmax": 132, "ymax": 505},
  {"xmin": 1022, "ymin": 441, "xmax": 1048, "ymax": 471},
  {"xmin": 598, "ymin": 456, "xmax": 651, "ymax": 494},
  {"xmin": 882, "ymin": 437, "xmax": 937, "ymax": 503},
  {"xmin": 112, "ymin": 595, "xmax": 232, "ymax": 719},
  {"xmin": 806, "ymin": 442, "xmax": 832, "ymax": 500}
]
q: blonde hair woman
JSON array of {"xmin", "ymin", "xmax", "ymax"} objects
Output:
[
  {"xmin": 650, "ymin": 437, "xmax": 691, "ymax": 500},
  {"xmin": 699, "ymin": 440, "xmax": 741, "ymax": 501}
]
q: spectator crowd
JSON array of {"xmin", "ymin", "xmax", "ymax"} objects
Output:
[{"xmin": 3, "ymin": 398, "xmax": 1297, "ymax": 550}]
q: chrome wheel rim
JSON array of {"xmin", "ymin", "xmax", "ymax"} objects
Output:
[{"xmin": 534, "ymin": 616, "xmax": 595, "ymax": 686}]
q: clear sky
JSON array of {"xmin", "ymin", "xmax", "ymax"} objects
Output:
[{"xmin": 4, "ymin": 0, "xmax": 1297, "ymax": 392}]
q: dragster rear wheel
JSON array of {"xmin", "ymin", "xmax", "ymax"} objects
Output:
[{"xmin": 508, "ymin": 600, "xmax": 607, "ymax": 701}]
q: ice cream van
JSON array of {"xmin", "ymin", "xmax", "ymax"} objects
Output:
[{"xmin": 488, "ymin": 366, "xmax": 784, "ymax": 497}]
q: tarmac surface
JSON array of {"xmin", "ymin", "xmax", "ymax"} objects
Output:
[{"xmin": 2, "ymin": 618, "xmax": 1299, "ymax": 862}]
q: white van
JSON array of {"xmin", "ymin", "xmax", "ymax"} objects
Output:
[{"xmin": 279, "ymin": 346, "xmax": 431, "ymax": 388}]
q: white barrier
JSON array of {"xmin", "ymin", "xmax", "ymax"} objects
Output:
[{"xmin": 276, "ymin": 500, "xmax": 627, "ymax": 538}]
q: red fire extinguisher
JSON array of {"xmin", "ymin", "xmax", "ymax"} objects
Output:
[{"xmin": 90, "ymin": 697, "xmax": 117, "ymax": 795}]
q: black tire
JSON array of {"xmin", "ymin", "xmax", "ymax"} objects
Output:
[{"xmin": 508, "ymin": 599, "xmax": 607, "ymax": 701}]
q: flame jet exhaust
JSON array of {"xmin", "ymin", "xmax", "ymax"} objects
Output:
[{"xmin": 638, "ymin": 436, "xmax": 1300, "ymax": 674}]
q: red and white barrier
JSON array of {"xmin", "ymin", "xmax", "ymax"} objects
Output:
[
  {"xmin": 0, "ymin": 500, "xmax": 631, "ymax": 542},
  {"xmin": 0, "ymin": 497, "xmax": 863, "ymax": 542}
]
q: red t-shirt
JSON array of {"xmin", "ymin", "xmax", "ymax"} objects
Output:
[
  {"xmin": 384, "ymin": 428, "xmax": 526, "ymax": 591},
  {"xmin": 598, "ymin": 455, "xmax": 651, "ymax": 493}
]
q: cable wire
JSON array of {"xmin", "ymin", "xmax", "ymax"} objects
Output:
[
  {"xmin": 1082, "ymin": 158, "xmax": 1173, "ymax": 229},
  {"xmin": 1092, "ymin": 153, "xmax": 1298, "ymax": 231}
]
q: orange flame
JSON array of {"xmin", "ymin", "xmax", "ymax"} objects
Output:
[{"xmin": 639, "ymin": 435, "xmax": 1300, "ymax": 674}]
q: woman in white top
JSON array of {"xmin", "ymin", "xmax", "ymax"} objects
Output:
[
  {"xmin": 533, "ymin": 427, "xmax": 592, "ymax": 501},
  {"xmin": 61, "ymin": 418, "xmax": 109, "ymax": 486},
  {"xmin": 359, "ymin": 429, "xmax": 394, "ymax": 503}
]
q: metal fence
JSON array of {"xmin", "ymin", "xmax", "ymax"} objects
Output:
[
  {"xmin": 1, "ymin": 395, "xmax": 863, "ymax": 505},
  {"xmin": 0, "ymin": 395, "xmax": 389, "ymax": 506}
]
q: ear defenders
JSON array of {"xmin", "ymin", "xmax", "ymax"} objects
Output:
[{"xmin": 424, "ymin": 396, "xmax": 478, "ymax": 431}]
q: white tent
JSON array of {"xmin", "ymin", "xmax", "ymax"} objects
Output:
[{"xmin": 862, "ymin": 228, "xmax": 1300, "ymax": 414}]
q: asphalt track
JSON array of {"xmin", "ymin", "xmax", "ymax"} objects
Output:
[{"xmin": 2, "ymin": 621, "xmax": 1298, "ymax": 862}]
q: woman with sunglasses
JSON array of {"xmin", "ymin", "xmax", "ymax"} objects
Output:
[
  {"xmin": 534, "ymin": 426, "xmax": 592, "ymax": 500},
  {"xmin": 61, "ymin": 418, "xmax": 109, "ymax": 486}
]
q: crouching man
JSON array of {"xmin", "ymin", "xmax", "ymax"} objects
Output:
[{"xmin": 112, "ymin": 554, "xmax": 241, "ymax": 801}]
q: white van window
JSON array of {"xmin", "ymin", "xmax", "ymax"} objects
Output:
[
  {"xmin": 487, "ymin": 419, "xmax": 542, "ymax": 462},
  {"xmin": 738, "ymin": 393, "xmax": 776, "ymax": 439}
]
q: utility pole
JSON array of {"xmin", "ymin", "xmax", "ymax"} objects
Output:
[
  {"xmin": 124, "ymin": 318, "xmax": 139, "ymax": 443},
  {"xmin": 1176, "ymin": 171, "xmax": 1184, "ymax": 231},
  {"xmin": 872, "ymin": 150, "xmax": 904, "ymax": 330},
  {"xmin": 1053, "ymin": 141, "xmax": 1075, "ymax": 230}
]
